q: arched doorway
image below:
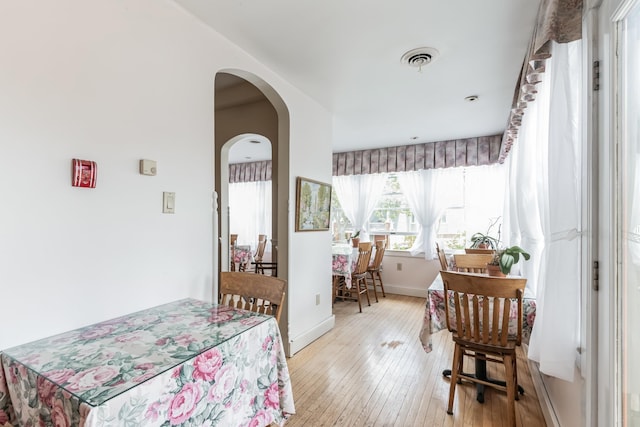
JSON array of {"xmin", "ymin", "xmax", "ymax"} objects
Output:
[{"xmin": 214, "ymin": 71, "xmax": 290, "ymax": 342}]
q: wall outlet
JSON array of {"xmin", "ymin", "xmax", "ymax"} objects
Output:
[
  {"xmin": 315, "ymin": 294, "xmax": 320, "ymax": 305},
  {"xmin": 396, "ymin": 262, "xmax": 402, "ymax": 271}
]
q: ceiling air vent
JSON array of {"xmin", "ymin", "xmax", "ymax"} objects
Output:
[{"xmin": 401, "ymin": 47, "xmax": 439, "ymax": 71}]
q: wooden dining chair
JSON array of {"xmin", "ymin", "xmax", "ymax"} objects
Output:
[
  {"xmin": 436, "ymin": 243, "xmax": 449, "ymax": 271},
  {"xmin": 230, "ymin": 234, "xmax": 239, "ymax": 271},
  {"xmin": 440, "ymin": 271, "xmax": 527, "ymax": 427},
  {"xmin": 335, "ymin": 242, "xmax": 373, "ymax": 312},
  {"xmin": 367, "ymin": 239, "xmax": 386, "ymax": 302},
  {"xmin": 252, "ymin": 235, "xmax": 277, "ymax": 275},
  {"xmin": 464, "ymin": 248, "xmax": 496, "ymax": 255},
  {"xmin": 453, "ymin": 253, "xmax": 494, "ymax": 273},
  {"xmin": 219, "ymin": 272, "xmax": 286, "ymax": 322}
]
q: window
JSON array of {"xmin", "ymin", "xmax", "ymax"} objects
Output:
[
  {"xmin": 331, "ymin": 174, "xmax": 416, "ymax": 250},
  {"xmin": 330, "ymin": 164, "xmax": 506, "ymax": 252}
]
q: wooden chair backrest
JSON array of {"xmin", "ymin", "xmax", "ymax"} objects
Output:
[
  {"xmin": 369, "ymin": 240, "xmax": 386, "ymax": 270},
  {"xmin": 353, "ymin": 242, "xmax": 373, "ymax": 276},
  {"xmin": 453, "ymin": 253, "xmax": 494, "ymax": 273},
  {"xmin": 219, "ymin": 272, "xmax": 286, "ymax": 322},
  {"xmin": 464, "ymin": 248, "xmax": 496, "ymax": 255},
  {"xmin": 440, "ymin": 271, "xmax": 526, "ymax": 347},
  {"xmin": 436, "ymin": 243, "xmax": 448, "ymax": 270},
  {"xmin": 254, "ymin": 235, "xmax": 267, "ymax": 262}
]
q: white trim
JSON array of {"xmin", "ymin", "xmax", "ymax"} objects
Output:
[
  {"xmin": 528, "ymin": 357, "xmax": 562, "ymax": 427},
  {"xmin": 378, "ymin": 284, "xmax": 428, "ymax": 299},
  {"xmin": 287, "ymin": 315, "xmax": 335, "ymax": 356}
]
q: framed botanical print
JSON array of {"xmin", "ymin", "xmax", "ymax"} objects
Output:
[{"xmin": 295, "ymin": 177, "xmax": 332, "ymax": 232}]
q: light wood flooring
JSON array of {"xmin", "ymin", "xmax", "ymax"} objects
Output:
[{"xmin": 284, "ymin": 293, "xmax": 546, "ymax": 426}]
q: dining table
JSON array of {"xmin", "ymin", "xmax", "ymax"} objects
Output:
[
  {"xmin": 420, "ymin": 273, "xmax": 537, "ymax": 402},
  {"xmin": 232, "ymin": 244, "xmax": 253, "ymax": 271},
  {"xmin": 0, "ymin": 298, "xmax": 295, "ymax": 427},
  {"xmin": 331, "ymin": 243, "xmax": 358, "ymax": 288}
]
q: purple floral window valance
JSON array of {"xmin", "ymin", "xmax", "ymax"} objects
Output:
[
  {"xmin": 332, "ymin": 134, "xmax": 502, "ymax": 176},
  {"xmin": 229, "ymin": 161, "xmax": 272, "ymax": 183},
  {"xmin": 500, "ymin": 0, "xmax": 583, "ymax": 162},
  {"xmin": 229, "ymin": 134, "xmax": 502, "ymax": 181}
]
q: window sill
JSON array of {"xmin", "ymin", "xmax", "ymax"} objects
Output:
[{"xmin": 384, "ymin": 250, "xmax": 425, "ymax": 258}]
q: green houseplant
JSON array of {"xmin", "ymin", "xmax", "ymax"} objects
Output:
[
  {"xmin": 469, "ymin": 218, "xmax": 501, "ymax": 249},
  {"xmin": 469, "ymin": 232, "xmax": 500, "ymax": 249},
  {"xmin": 488, "ymin": 245, "xmax": 531, "ymax": 276}
]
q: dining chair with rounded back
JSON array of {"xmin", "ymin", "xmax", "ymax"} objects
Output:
[{"xmin": 219, "ymin": 272, "xmax": 286, "ymax": 322}]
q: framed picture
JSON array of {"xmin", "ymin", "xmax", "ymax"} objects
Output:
[
  {"xmin": 295, "ymin": 177, "xmax": 332, "ymax": 232},
  {"xmin": 71, "ymin": 159, "xmax": 97, "ymax": 188}
]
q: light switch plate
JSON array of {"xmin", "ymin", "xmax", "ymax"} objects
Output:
[
  {"xmin": 163, "ymin": 192, "xmax": 175, "ymax": 214},
  {"xmin": 140, "ymin": 159, "xmax": 157, "ymax": 176}
]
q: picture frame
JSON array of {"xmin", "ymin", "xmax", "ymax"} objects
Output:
[{"xmin": 295, "ymin": 177, "xmax": 332, "ymax": 232}]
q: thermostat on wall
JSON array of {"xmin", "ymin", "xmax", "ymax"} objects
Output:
[{"xmin": 139, "ymin": 159, "xmax": 157, "ymax": 176}]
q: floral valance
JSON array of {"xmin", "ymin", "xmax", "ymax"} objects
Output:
[
  {"xmin": 500, "ymin": 0, "xmax": 583, "ymax": 162},
  {"xmin": 229, "ymin": 160, "xmax": 272, "ymax": 183},
  {"xmin": 333, "ymin": 134, "xmax": 502, "ymax": 176}
]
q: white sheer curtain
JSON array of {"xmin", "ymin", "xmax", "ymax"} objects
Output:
[
  {"xmin": 229, "ymin": 181, "xmax": 272, "ymax": 251},
  {"xmin": 332, "ymin": 174, "xmax": 386, "ymax": 242},
  {"xmin": 503, "ymin": 40, "xmax": 582, "ymax": 381},
  {"xmin": 397, "ymin": 168, "xmax": 455, "ymax": 259}
]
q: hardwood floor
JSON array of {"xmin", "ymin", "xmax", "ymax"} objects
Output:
[{"xmin": 284, "ymin": 293, "xmax": 546, "ymax": 426}]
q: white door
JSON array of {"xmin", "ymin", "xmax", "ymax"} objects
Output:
[{"xmin": 614, "ymin": 1, "xmax": 640, "ymax": 424}]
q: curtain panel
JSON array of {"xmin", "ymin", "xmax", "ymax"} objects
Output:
[
  {"xmin": 229, "ymin": 161, "xmax": 272, "ymax": 183},
  {"xmin": 333, "ymin": 135, "xmax": 502, "ymax": 176},
  {"xmin": 500, "ymin": 0, "xmax": 583, "ymax": 162}
]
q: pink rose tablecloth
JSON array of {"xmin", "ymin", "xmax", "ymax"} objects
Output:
[
  {"xmin": 0, "ymin": 298, "xmax": 294, "ymax": 427},
  {"xmin": 419, "ymin": 274, "xmax": 537, "ymax": 353}
]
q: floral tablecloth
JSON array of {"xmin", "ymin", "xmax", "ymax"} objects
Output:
[
  {"xmin": 232, "ymin": 245, "xmax": 253, "ymax": 271},
  {"xmin": 419, "ymin": 275, "xmax": 537, "ymax": 353},
  {"xmin": 0, "ymin": 298, "xmax": 294, "ymax": 427},
  {"xmin": 331, "ymin": 244, "xmax": 358, "ymax": 288}
]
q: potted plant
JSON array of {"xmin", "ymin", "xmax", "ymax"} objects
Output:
[
  {"xmin": 469, "ymin": 232, "xmax": 500, "ymax": 249},
  {"xmin": 487, "ymin": 245, "xmax": 530, "ymax": 276},
  {"xmin": 351, "ymin": 230, "xmax": 361, "ymax": 248},
  {"xmin": 469, "ymin": 218, "xmax": 501, "ymax": 249}
]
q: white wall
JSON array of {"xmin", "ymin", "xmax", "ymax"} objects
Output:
[
  {"xmin": 0, "ymin": 0, "xmax": 332, "ymax": 352},
  {"xmin": 379, "ymin": 253, "xmax": 440, "ymax": 298}
]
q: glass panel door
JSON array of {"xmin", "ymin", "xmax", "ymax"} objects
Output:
[{"xmin": 619, "ymin": 2, "xmax": 640, "ymax": 423}]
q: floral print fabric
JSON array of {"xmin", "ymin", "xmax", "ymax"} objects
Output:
[
  {"xmin": 332, "ymin": 245, "xmax": 357, "ymax": 288},
  {"xmin": 0, "ymin": 299, "xmax": 294, "ymax": 426}
]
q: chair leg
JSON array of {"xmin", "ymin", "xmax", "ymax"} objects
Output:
[
  {"xmin": 368, "ymin": 271, "xmax": 379, "ymax": 303},
  {"xmin": 447, "ymin": 344, "xmax": 462, "ymax": 415},
  {"xmin": 504, "ymin": 354, "xmax": 517, "ymax": 427},
  {"xmin": 362, "ymin": 278, "xmax": 371, "ymax": 307},
  {"xmin": 376, "ymin": 271, "xmax": 386, "ymax": 297},
  {"xmin": 355, "ymin": 280, "xmax": 363, "ymax": 313}
]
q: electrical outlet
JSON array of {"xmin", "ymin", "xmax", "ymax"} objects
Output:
[
  {"xmin": 315, "ymin": 294, "xmax": 320, "ymax": 305},
  {"xmin": 396, "ymin": 263, "xmax": 402, "ymax": 271}
]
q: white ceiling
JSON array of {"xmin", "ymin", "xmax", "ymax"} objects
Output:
[{"xmin": 174, "ymin": 0, "xmax": 541, "ymax": 161}]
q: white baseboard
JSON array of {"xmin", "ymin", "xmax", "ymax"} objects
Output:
[
  {"xmin": 287, "ymin": 315, "xmax": 335, "ymax": 357},
  {"xmin": 528, "ymin": 356, "xmax": 561, "ymax": 427},
  {"xmin": 374, "ymin": 283, "xmax": 428, "ymax": 299}
]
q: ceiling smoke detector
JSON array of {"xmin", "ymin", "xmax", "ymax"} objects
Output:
[{"xmin": 401, "ymin": 47, "xmax": 439, "ymax": 71}]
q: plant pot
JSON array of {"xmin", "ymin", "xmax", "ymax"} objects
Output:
[
  {"xmin": 352, "ymin": 237, "xmax": 360, "ymax": 248},
  {"xmin": 486, "ymin": 264, "xmax": 506, "ymax": 277}
]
